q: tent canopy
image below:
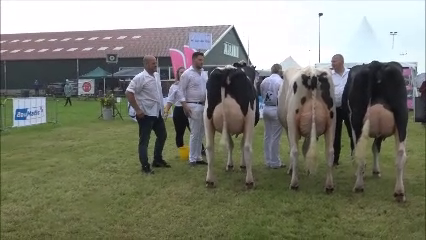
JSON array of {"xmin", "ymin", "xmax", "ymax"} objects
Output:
[
  {"xmin": 79, "ymin": 67, "xmax": 111, "ymax": 79},
  {"xmin": 280, "ymin": 56, "xmax": 301, "ymax": 70},
  {"xmin": 112, "ymin": 67, "xmax": 144, "ymax": 78}
]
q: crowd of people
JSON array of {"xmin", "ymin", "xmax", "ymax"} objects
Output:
[{"xmin": 125, "ymin": 52, "xmax": 424, "ymax": 175}]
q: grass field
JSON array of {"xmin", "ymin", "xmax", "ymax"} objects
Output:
[{"xmin": 1, "ymin": 98, "xmax": 425, "ymax": 239}]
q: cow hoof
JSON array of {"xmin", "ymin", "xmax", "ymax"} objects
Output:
[
  {"xmin": 290, "ymin": 185, "xmax": 299, "ymax": 191},
  {"xmin": 353, "ymin": 187, "xmax": 364, "ymax": 193},
  {"xmin": 394, "ymin": 192, "xmax": 406, "ymax": 203},
  {"xmin": 245, "ymin": 182, "xmax": 254, "ymax": 189},
  {"xmin": 372, "ymin": 171, "xmax": 381, "ymax": 177},
  {"xmin": 325, "ymin": 187, "xmax": 334, "ymax": 194},
  {"xmin": 226, "ymin": 165, "xmax": 234, "ymax": 171},
  {"xmin": 205, "ymin": 181, "xmax": 216, "ymax": 188}
]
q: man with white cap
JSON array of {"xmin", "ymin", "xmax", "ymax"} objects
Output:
[{"xmin": 260, "ymin": 64, "xmax": 284, "ymax": 168}]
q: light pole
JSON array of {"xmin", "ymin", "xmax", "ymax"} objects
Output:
[
  {"xmin": 318, "ymin": 12, "xmax": 323, "ymax": 63},
  {"xmin": 390, "ymin": 31, "xmax": 398, "ymax": 49}
]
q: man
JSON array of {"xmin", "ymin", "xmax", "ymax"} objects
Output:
[
  {"xmin": 64, "ymin": 79, "xmax": 73, "ymax": 106},
  {"xmin": 331, "ymin": 54, "xmax": 354, "ymax": 166},
  {"xmin": 34, "ymin": 79, "xmax": 40, "ymax": 96},
  {"xmin": 260, "ymin": 64, "xmax": 284, "ymax": 169},
  {"xmin": 179, "ymin": 52, "xmax": 208, "ymax": 166},
  {"xmin": 126, "ymin": 55, "xmax": 170, "ymax": 174}
]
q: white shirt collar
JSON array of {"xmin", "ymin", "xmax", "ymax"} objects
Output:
[{"xmin": 332, "ymin": 68, "xmax": 349, "ymax": 76}]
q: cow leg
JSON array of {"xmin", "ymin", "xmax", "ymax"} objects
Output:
[
  {"xmin": 205, "ymin": 118, "xmax": 216, "ymax": 188},
  {"xmin": 226, "ymin": 134, "xmax": 234, "ymax": 171},
  {"xmin": 302, "ymin": 137, "xmax": 309, "ymax": 172},
  {"xmin": 285, "ymin": 129, "xmax": 293, "ymax": 175},
  {"xmin": 242, "ymin": 113, "xmax": 255, "ymax": 189},
  {"xmin": 324, "ymin": 123, "xmax": 335, "ymax": 194},
  {"xmin": 240, "ymin": 135, "xmax": 246, "ymax": 171},
  {"xmin": 287, "ymin": 126, "xmax": 300, "ymax": 190},
  {"xmin": 351, "ymin": 112, "xmax": 367, "ymax": 193},
  {"xmin": 372, "ymin": 137, "xmax": 383, "ymax": 177},
  {"xmin": 394, "ymin": 128, "xmax": 407, "ymax": 202}
]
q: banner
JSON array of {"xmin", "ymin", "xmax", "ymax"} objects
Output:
[
  {"xmin": 78, "ymin": 79, "xmax": 95, "ymax": 95},
  {"xmin": 189, "ymin": 32, "xmax": 212, "ymax": 50},
  {"xmin": 183, "ymin": 45, "xmax": 196, "ymax": 68},
  {"xmin": 13, "ymin": 97, "xmax": 47, "ymax": 127},
  {"xmin": 169, "ymin": 49, "xmax": 186, "ymax": 79}
]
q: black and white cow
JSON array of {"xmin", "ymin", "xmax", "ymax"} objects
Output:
[
  {"xmin": 204, "ymin": 61, "xmax": 260, "ymax": 189},
  {"xmin": 342, "ymin": 60, "xmax": 408, "ymax": 202},
  {"xmin": 277, "ymin": 66, "xmax": 336, "ymax": 192}
]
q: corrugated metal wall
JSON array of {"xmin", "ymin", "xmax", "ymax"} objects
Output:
[{"xmin": 1, "ymin": 57, "xmax": 172, "ymax": 90}]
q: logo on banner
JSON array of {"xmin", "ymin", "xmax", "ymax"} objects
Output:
[
  {"xmin": 82, "ymin": 82, "xmax": 92, "ymax": 92},
  {"xmin": 14, "ymin": 106, "xmax": 44, "ymax": 120}
]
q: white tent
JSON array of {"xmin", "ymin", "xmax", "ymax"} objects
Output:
[
  {"xmin": 414, "ymin": 73, "xmax": 425, "ymax": 88},
  {"xmin": 280, "ymin": 56, "xmax": 301, "ymax": 70}
]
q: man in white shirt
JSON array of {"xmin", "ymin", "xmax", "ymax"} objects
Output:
[
  {"xmin": 126, "ymin": 55, "xmax": 170, "ymax": 174},
  {"xmin": 331, "ymin": 54, "xmax": 354, "ymax": 166},
  {"xmin": 260, "ymin": 64, "xmax": 284, "ymax": 169},
  {"xmin": 179, "ymin": 52, "xmax": 208, "ymax": 166}
]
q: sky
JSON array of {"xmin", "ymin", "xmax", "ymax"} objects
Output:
[{"xmin": 1, "ymin": 0, "xmax": 425, "ymax": 72}]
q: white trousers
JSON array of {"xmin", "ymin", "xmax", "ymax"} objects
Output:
[
  {"xmin": 263, "ymin": 106, "xmax": 283, "ymax": 168},
  {"xmin": 187, "ymin": 103, "xmax": 205, "ymax": 163}
]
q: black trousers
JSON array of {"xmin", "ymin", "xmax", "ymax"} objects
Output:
[
  {"xmin": 137, "ymin": 111, "xmax": 167, "ymax": 168},
  {"xmin": 333, "ymin": 107, "xmax": 354, "ymax": 164},
  {"xmin": 64, "ymin": 97, "xmax": 72, "ymax": 106},
  {"xmin": 172, "ymin": 106, "xmax": 205, "ymax": 151}
]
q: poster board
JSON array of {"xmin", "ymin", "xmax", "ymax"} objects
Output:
[{"xmin": 13, "ymin": 97, "xmax": 47, "ymax": 127}]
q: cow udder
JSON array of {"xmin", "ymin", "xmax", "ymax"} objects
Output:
[
  {"xmin": 212, "ymin": 97, "xmax": 245, "ymax": 135},
  {"xmin": 364, "ymin": 104, "xmax": 395, "ymax": 138},
  {"xmin": 296, "ymin": 99, "xmax": 329, "ymax": 138}
]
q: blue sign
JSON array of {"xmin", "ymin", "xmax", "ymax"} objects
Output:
[
  {"xmin": 14, "ymin": 107, "xmax": 43, "ymax": 121},
  {"xmin": 189, "ymin": 32, "xmax": 212, "ymax": 50}
]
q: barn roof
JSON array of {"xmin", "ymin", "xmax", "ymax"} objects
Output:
[{"xmin": 0, "ymin": 25, "xmax": 231, "ymax": 61}]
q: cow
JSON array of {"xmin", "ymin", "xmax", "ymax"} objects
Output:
[
  {"xmin": 342, "ymin": 60, "xmax": 408, "ymax": 202},
  {"xmin": 277, "ymin": 66, "xmax": 336, "ymax": 193},
  {"xmin": 204, "ymin": 61, "xmax": 260, "ymax": 189}
]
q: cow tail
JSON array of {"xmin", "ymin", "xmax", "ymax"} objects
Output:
[
  {"xmin": 306, "ymin": 88, "xmax": 317, "ymax": 174},
  {"xmin": 220, "ymin": 84, "xmax": 229, "ymax": 146}
]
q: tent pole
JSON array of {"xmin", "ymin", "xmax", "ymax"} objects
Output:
[{"xmin": 103, "ymin": 78, "xmax": 106, "ymax": 96}]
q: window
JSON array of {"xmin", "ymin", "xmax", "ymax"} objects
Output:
[
  {"xmin": 53, "ymin": 48, "xmax": 63, "ymax": 52},
  {"xmin": 61, "ymin": 38, "xmax": 71, "ymax": 41},
  {"xmin": 75, "ymin": 38, "xmax": 84, "ymax": 41},
  {"xmin": 132, "ymin": 36, "xmax": 141, "ymax": 39},
  {"xmin": 48, "ymin": 39, "xmax": 58, "ymax": 42},
  {"xmin": 0, "ymin": 50, "xmax": 8, "ymax": 53},
  {"xmin": 82, "ymin": 47, "xmax": 93, "ymax": 51},
  {"xmin": 11, "ymin": 49, "xmax": 21, "ymax": 53},
  {"xmin": 159, "ymin": 67, "xmax": 170, "ymax": 80},
  {"xmin": 103, "ymin": 37, "xmax": 112, "ymax": 40},
  {"xmin": 0, "ymin": 40, "xmax": 7, "ymax": 43},
  {"xmin": 98, "ymin": 47, "xmax": 108, "ymax": 51},
  {"xmin": 89, "ymin": 37, "xmax": 98, "ymax": 40},
  {"xmin": 223, "ymin": 42, "xmax": 239, "ymax": 58},
  {"xmin": 38, "ymin": 49, "xmax": 49, "ymax": 52},
  {"xmin": 22, "ymin": 39, "xmax": 32, "ymax": 42},
  {"xmin": 67, "ymin": 48, "xmax": 78, "ymax": 51},
  {"xmin": 24, "ymin": 49, "xmax": 35, "ymax": 52},
  {"xmin": 10, "ymin": 40, "xmax": 19, "ymax": 43},
  {"xmin": 35, "ymin": 39, "xmax": 45, "ymax": 42},
  {"xmin": 113, "ymin": 46, "xmax": 124, "ymax": 51},
  {"xmin": 117, "ymin": 36, "xmax": 127, "ymax": 39}
]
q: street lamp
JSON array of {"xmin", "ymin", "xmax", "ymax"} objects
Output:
[
  {"xmin": 318, "ymin": 12, "xmax": 323, "ymax": 63},
  {"xmin": 390, "ymin": 31, "xmax": 398, "ymax": 49}
]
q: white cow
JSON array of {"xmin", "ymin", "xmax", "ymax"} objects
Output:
[{"xmin": 277, "ymin": 66, "xmax": 336, "ymax": 192}]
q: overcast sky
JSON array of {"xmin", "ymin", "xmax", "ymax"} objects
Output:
[{"xmin": 1, "ymin": 0, "xmax": 425, "ymax": 72}]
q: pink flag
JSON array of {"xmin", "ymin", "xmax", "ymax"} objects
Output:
[
  {"xmin": 169, "ymin": 48, "xmax": 186, "ymax": 79},
  {"xmin": 183, "ymin": 45, "xmax": 197, "ymax": 68}
]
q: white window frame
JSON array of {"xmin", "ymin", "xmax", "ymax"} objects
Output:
[{"xmin": 223, "ymin": 42, "xmax": 239, "ymax": 58}]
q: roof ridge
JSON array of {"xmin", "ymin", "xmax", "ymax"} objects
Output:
[{"xmin": 1, "ymin": 24, "xmax": 232, "ymax": 35}]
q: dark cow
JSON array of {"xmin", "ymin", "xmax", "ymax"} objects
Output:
[
  {"xmin": 204, "ymin": 61, "xmax": 260, "ymax": 189},
  {"xmin": 342, "ymin": 60, "xmax": 408, "ymax": 202}
]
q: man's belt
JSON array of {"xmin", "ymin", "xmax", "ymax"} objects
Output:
[{"xmin": 187, "ymin": 101, "xmax": 205, "ymax": 106}]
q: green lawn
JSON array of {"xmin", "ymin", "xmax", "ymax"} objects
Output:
[{"xmin": 1, "ymin": 98, "xmax": 425, "ymax": 239}]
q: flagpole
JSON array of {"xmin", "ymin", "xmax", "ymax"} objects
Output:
[{"xmin": 247, "ymin": 37, "xmax": 250, "ymax": 65}]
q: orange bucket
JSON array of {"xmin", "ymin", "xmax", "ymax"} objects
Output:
[{"xmin": 178, "ymin": 146, "xmax": 189, "ymax": 161}]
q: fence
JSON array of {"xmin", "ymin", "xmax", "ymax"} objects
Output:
[{"xmin": 0, "ymin": 97, "xmax": 59, "ymax": 132}]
